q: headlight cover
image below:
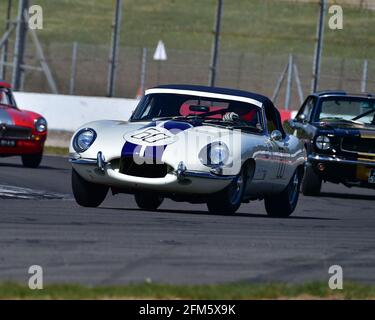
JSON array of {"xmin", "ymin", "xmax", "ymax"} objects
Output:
[
  {"xmin": 73, "ymin": 128, "xmax": 97, "ymax": 153},
  {"xmin": 35, "ymin": 118, "xmax": 47, "ymax": 133},
  {"xmin": 200, "ymin": 142, "xmax": 230, "ymax": 167},
  {"xmin": 315, "ymin": 135, "xmax": 330, "ymax": 150}
]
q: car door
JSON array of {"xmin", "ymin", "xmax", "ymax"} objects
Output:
[
  {"xmin": 268, "ymin": 132, "xmax": 291, "ymax": 192},
  {"xmin": 264, "ymin": 109, "xmax": 290, "ymax": 190},
  {"xmin": 291, "ymin": 96, "xmax": 317, "ymax": 149}
]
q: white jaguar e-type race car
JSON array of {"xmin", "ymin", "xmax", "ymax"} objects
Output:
[{"xmin": 69, "ymin": 85, "xmax": 306, "ymax": 217}]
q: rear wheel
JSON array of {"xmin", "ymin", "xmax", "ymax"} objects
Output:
[
  {"xmin": 135, "ymin": 192, "xmax": 164, "ymax": 210},
  {"xmin": 71, "ymin": 169, "xmax": 108, "ymax": 207},
  {"xmin": 21, "ymin": 152, "xmax": 43, "ymax": 168},
  {"xmin": 301, "ymin": 163, "xmax": 322, "ymax": 196},
  {"xmin": 264, "ymin": 169, "xmax": 302, "ymax": 218},
  {"xmin": 206, "ymin": 168, "xmax": 246, "ymax": 215}
]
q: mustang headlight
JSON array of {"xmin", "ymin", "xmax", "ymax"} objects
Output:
[
  {"xmin": 73, "ymin": 128, "xmax": 97, "ymax": 153},
  {"xmin": 315, "ymin": 135, "xmax": 330, "ymax": 150},
  {"xmin": 200, "ymin": 142, "xmax": 230, "ymax": 167},
  {"xmin": 35, "ymin": 118, "xmax": 47, "ymax": 133}
]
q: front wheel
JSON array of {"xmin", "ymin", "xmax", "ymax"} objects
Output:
[
  {"xmin": 301, "ymin": 163, "xmax": 322, "ymax": 196},
  {"xmin": 71, "ymin": 169, "xmax": 109, "ymax": 207},
  {"xmin": 134, "ymin": 192, "xmax": 164, "ymax": 210},
  {"xmin": 206, "ymin": 168, "xmax": 246, "ymax": 215},
  {"xmin": 264, "ymin": 169, "xmax": 302, "ymax": 218},
  {"xmin": 22, "ymin": 152, "xmax": 43, "ymax": 168}
]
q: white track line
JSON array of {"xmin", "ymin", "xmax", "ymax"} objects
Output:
[{"xmin": 0, "ymin": 184, "xmax": 70, "ymax": 200}]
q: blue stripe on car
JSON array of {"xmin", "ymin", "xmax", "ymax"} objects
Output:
[
  {"xmin": 163, "ymin": 120, "xmax": 193, "ymax": 132},
  {"xmin": 121, "ymin": 142, "xmax": 138, "ymax": 157}
]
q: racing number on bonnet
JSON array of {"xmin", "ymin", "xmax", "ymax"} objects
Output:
[{"xmin": 131, "ymin": 128, "xmax": 170, "ymax": 143}]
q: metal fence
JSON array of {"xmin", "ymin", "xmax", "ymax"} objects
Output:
[
  {"xmin": 0, "ymin": 0, "xmax": 374, "ymax": 110},
  {"xmin": 1, "ymin": 40, "xmax": 372, "ymax": 110}
]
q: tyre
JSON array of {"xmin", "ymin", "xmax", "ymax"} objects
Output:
[
  {"xmin": 301, "ymin": 163, "xmax": 322, "ymax": 196},
  {"xmin": 21, "ymin": 152, "xmax": 43, "ymax": 168},
  {"xmin": 264, "ymin": 169, "xmax": 302, "ymax": 218},
  {"xmin": 206, "ymin": 168, "xmax": 246, "ymax": 215},
  {"xmin": 135, "ymin": 192, "xmax": 164, "ymax": 210},
  {"xmin": 71, "ymin": 169, "xmax": 108, "ymax": 207}
]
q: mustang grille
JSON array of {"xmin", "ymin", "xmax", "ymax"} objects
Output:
[
  {"xmin": 341, "ymin": 137, "xmax": 375, "ymax": 155},
  {"xmin": 119, "ymin": 157, "xmax": 173, "ymax": 178}
]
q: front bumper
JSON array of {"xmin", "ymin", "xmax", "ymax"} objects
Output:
[
  {"xmin": 308, "ymin": 154, "xmax": 375, "ymax": 167},
  {"xmin": 308, "ymin": 154, "xmax": 375, "ymax": 186},
  {"xmin": 69, "ymin": 155, "xmax": 235, "ymax": 194},
  {"xmin": 0, "ymin": 139, "xmax": 45, "ymax": 155}
]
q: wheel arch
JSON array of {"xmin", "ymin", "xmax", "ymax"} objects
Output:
[
  {"xmin": 242, "ymin": 158, "xmax": 256, "ymax": 183},
  {"xmin": 297, "ymin": 163, "xmax": 305, "ymax": 179}
]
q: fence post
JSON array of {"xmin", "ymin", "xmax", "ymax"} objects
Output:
[
  {"xmin": 271, "ymin": 62, "xmax": 288, "ymax": 103},
  {"xmin": 0, "ymin": 0, "xmax": 13, "ymax": 80},
  {"xmin": 293, "ymin": 63, "xmax": 304, "ymax": 104},
  {"xmin": 12, "ymin": 0, "xmax": 29, "ymax": 90},
  {"xmin": 208, "ymin": 0, "xmax": 223, "ymax": 87},
  {"xmin": 28, "ymin": 24, "xmax": 58, "ymax": 94},
  {"xmin": 285, "ymin": 54, "xmax": 293, "ymax": 110},
  {"xmin": 361, "ymin": 59, "xmax": 368, "ymax": 93},
  {"xmin": 140, "ymin": 47, "xmax": 147, "ymax": 96},
  {"xmin": 107, "ymin": 0, "xmax": 122, "ymax": 97},
  {"xmin": 311, "ymin": 0, "xmax": 326, "ymax": 93},
  {"xmin": 69, "ymin": 42, "xmax": 78, "ymax": 95}
]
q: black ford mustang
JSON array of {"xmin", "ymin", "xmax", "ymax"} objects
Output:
[{"xmin": 286, "ymin": 91, "xmax": 375, "ymax": 195}]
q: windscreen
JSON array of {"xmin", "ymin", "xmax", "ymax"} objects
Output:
[
  {"xmin": 131, "ymin": 93, "xmax": 263, "ymax": 130},
  {"xmin": 318, "ymin": 97, "xmax": 375, "ymax": 125}
]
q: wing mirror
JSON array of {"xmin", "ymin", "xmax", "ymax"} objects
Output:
[
  {"xmin": 297, "ymin": 114, "xmax": 307, "ymax": 123},
  {"xmin": 270, "ymin": 130, "xmax": 283, "ymax": 142}
]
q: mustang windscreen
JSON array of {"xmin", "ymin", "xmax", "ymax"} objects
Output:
[
  {"xmin": 131, "ymin": 93, "xmax": 262, "ymax": 127},
  {"xmin": 318, "ymin": 98, "xmax": 375, "ymax": 125}
]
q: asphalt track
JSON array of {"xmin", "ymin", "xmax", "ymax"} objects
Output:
[{"xmin": 0, "ymin": 155, "xmax": 375, "ymax": 286}]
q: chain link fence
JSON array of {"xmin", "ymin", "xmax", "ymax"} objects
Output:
[
  {"xmin": 2, "ymin": 41, "xmax": 375, "ymax": 109},
  {"xmin": 4, "ymin": 41, "xmax": 370, "ymax": 110}
]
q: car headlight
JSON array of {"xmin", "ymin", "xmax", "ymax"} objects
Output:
[
  {"xmin": 35, "ymin": 118, "xmax": 47, "ymax": 133},
  {"xmin": 73, "ymin": 128, "xmax": 97, "ymax": 153},
  {"xmin": 315, "ymin": 135, "xmax": 330, "ymax": 150},
  {"xmin": 200, "ymin": 142, "xmax": 230, "ymax": 167}
]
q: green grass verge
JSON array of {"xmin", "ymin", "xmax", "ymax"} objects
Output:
[
  {"xmin": 0, "ymin": 0, "xmax": 374, "ymax": 59},
  {"xmin": 44, "ymin": 146, "xmax": 69, "ymax": 156},
  {"xmin": 1, "ymin": 282, "xmax": 375, "ymax": 300}
]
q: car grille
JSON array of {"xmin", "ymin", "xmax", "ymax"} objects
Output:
[
  {"xmin": 341, "ymin": 137, "xmax": 375, "ymax": 155},
  {"xmin": 0, "ymin": 125, "xmax": 32, "ymax": 139},
  {"xmin": 119, "ymin": 157, "xmax": 173, "ymax": 178}
]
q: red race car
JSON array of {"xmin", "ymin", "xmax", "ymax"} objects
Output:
[{"xmin": 0, "ymin": 80, "xmax": 47, "ymax": 168}]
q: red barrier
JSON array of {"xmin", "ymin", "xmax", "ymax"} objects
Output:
[{"xmin": 278, "ymin": 109, "xmax": 292, "ymax": 122}]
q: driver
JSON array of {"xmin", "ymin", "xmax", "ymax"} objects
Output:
[
  {"xmin": 222, "ymin": 105, "xmax": 258, "ymax": 123},
  {"xmin": 222, "ymin": 105, "xmax": 262, "ymax": 130},
  {"xmin": 222, "ymin": 111, "xmax": 240, "ymax": 122}
]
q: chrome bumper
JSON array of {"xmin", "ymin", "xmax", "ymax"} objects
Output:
[
  {"xmin": 179, "ymin": 170, "xmax": 236, "ymax": 181},
  {"xmin": 69, "ymin": 155, "xmax": 236, "ymax": 181},
  {"xmin": 308, "ymin": 154, "xmax": 375, "ymax": 167},
  {"xmin": 69, "ymin": 158, "xmax": 97, "ymax": 165}
]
